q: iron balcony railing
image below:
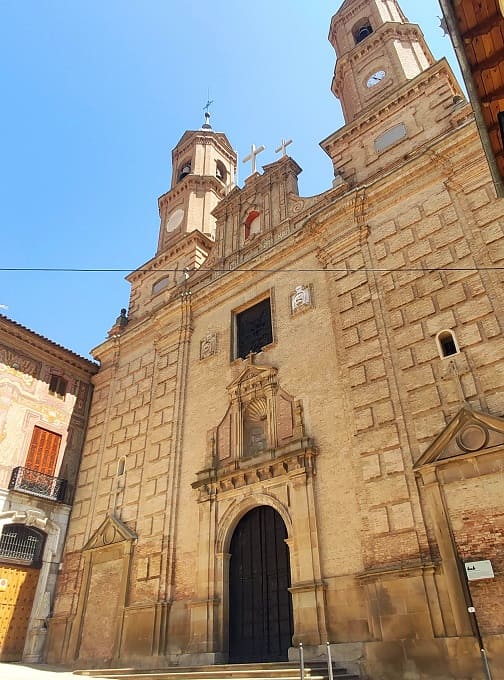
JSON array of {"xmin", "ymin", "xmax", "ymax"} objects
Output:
[{"xmin": 9, "ymin": 466, "xmax": 67, "ymax": 503}]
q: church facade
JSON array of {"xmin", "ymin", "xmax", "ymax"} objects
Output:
[{"xmin": 46, "ymin": 1, "xmax": 504, "ymax": 678}]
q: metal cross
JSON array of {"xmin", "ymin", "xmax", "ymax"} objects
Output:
[
  {"xmin": 275, "ymin": 138, "xmax": 293, "ymax": 156},
  {"xmin": 203, "ymin": 98, "xmax": 214, "ymax": 114},
  {"xmin": 243, "ymin": 143, "xmax": 266, "ymax": 175}
]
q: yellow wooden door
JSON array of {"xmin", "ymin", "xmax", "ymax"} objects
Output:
[{"xmin": 0, "ymin": 563, "xmax": 39, "ymax": 661}]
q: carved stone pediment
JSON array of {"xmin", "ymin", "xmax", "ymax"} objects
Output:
[
  {"xmin": 414, "ymin": 406, "xmax": 504, "ymax": 470},
  {"xmin": 199, "ymin": 362, "xmax": 309, "ymax": 485},
  {"xmin": 193, "ymin": 440, "xmax": 317, "ymax": 500},
  {"xmin": 83, "ymin": 514, "xmax": 137, "ymax": 551}
]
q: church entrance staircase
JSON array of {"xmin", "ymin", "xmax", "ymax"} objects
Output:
[{"xmin": 75, "ymin": 661, "xmax": 359, "ymax": 680}]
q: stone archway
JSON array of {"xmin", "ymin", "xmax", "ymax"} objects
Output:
[{"xmin": 228, "ymin": 505, "xmax": 293, "ymax": 662}]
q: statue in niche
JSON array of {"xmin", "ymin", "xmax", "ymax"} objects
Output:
[
  {"xmin": 243, "ymin": 398, "xmax": 268, "ymax": 457},
  {"xmin": 204, "ymin": 363, "xmax": 307, "ymax": 471},
  {"xmin": 291, "ymin": 284, "xmax": 312, "ymax": 314}
]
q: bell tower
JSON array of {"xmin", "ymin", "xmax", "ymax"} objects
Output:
[
  {"xmin": 329, "ymin": 0, "xmax": 435, "ymax": 122},
  {"xmin": 156, "ymin": 114, "xmax": 237, "ymax": 253},
  {"xmin": 321, "ymin": 0, "xmax": 466, "ymax": 184}
]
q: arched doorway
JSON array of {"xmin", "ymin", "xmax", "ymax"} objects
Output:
[
  {"xmin": 228, "ymin": 506, "xmax": 293, "ymax": 663},
  {"xmin": 0, "ymin": 524, "xmax": 45, "ymax": 661}
]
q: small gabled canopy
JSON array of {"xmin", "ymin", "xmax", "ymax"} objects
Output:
[
  {"xmin": 83, "ymin": 513, "xmax": 137, "ymax": 551},
  {"xmin": 227, "ymin": 362, "xmax": 278, "ymax": 391},
  {"xmin": 414, "ymin": 405, "xmax": 504, "ymax": 470}
]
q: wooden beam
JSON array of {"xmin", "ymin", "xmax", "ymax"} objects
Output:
[{"xmin": 461, "ymin": 13, "xmax": 502, "ymax": 42}]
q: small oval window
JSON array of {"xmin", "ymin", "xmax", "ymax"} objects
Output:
[{"xmin": 152, "ymin": 276, "xmax": 170, "ymax": 296}]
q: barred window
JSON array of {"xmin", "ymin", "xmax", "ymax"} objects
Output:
[
  {"xmin": 235, "ymin": 298, "xmax": 273, "ymax": 360},
  {"xmin": 0, "ymin": 524, "xmax": 45, "ymax": 567}
]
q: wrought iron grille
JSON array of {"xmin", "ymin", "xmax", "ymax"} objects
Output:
[
  {"xmin": 0, "ymin": 524, "xmax": 45, "ymax": 567},
  {"xmin": 9, "ymin": 466, "xmax": 67, "ymax": 503},
  {"xmin": 236, "ymin": 298, "xmax": 273, "ymax": 359}
]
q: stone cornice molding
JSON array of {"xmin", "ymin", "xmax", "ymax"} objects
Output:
[
  {"xmin": 158, "ymin": 174, "xmax": 225, "ymax": 210},
  {"xmin": 172, "ymin": 130, "xmax": 236, "ymax": 165},
  {"xmin": 357, "ymin": 561, "xmax": 437, "ymax": 583},
  {"xmin": 192, "ymin": 440, "xmax": 317, "ymax": 501},
  {"xmin": 0, "ymin": 315, "xmax": 98, "ymax": 376},
  {"xmin": 322, "ymin": 59, "xmax": 461, "ymax": 154},
  {"xmin": 127, "ymin": 231, "xmax": 213, "ymax": 284},
  {"xmin": 333, "ymin": 22, "xmax": 434, "ymax": 89}
]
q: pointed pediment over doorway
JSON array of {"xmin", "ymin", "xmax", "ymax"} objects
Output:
[
  {"xmin": 83, "ymin": 514, "xmax": 137, "ymax": 551},
  {"xmin": 414, "ymin": 406, "xmax": 504, "ymax": 470},
  {"xmin": 227, "ymin": 360, "xmax": 279, "ymax": 396}
]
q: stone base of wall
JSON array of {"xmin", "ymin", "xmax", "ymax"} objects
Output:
[{"xmin": 297, "ymin": 636, "xmax": 503, "ymax": 680}]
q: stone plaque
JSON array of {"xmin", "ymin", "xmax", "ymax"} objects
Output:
[
  {"xmin": 200, "ymin": 332, "xmax": 217, "ymax": 360},
  {"xmin": 291, "ymin": 284, "xmax": 312, "ymax": 314}
]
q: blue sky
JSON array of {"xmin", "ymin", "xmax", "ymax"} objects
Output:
[{"xmin": 0, "ymin": 1, "xmax": 462, "ymax": 359}]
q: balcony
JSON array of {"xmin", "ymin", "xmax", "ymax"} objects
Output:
[{"xmin": 9, "ymin": 466, "xmax": 67, "ymax": 503}]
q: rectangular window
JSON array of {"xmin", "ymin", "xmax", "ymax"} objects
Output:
[
  {"xmin": 236, "ymin": 298, "xmax": 273, "ymax": 360},
  {"xmin": 49, "ymin": 374, "xmax": 67, "ymax": 399},
  {"xmin": 25, "ymin": 426, "xmax": 62, "ymax": 476}
]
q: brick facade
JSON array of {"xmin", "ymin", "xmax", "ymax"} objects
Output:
[{"xmin": 47, "ymin": 2, "xmax": 504, "ymax": 678}]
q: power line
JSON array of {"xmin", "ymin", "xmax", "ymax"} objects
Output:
[{"xmin": 0, "ymin": 266, "xmax": 503, "ymax": 274}]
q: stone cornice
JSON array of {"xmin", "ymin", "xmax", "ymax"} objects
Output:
[
  {"xmin": 172, "ymin": 129, "xmax": 236, "ymax": 165},
  {"xmin": 158, "ymin": 174, "xmax": 225, "ymax": 209},
  {"xmin": 322, "ymin": 59, "xmax": 460, "ymax": 154},
  {"xmin": 192, "ymin": 439, "xmax": 317, "ymax": 501},
  {"xmin": 0, "ymin": 314, "xmax": 98, "ymax": 375},
  {"xmin": 127, "ymin": 231, "xmax": 214, "ymax": 285},
  {"xmin": 333, "ymin": 22, "xmax": 433, "ymax": 87},
  {"xmin": 357, "ymin": 561, "xmax": 437, "ymax": 583}
]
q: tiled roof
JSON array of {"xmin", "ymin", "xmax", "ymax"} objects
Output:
[{"xmin": 0, "ymin": 312, "xmax": 99, "ymax": 370}]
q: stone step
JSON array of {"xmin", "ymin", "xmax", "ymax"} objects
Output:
[{"xmin": 75, "ymin": 661, "xmax": 359, "ymax": 680}]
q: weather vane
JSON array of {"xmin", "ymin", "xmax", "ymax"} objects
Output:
[
  {"xmin": 203, "ymin": 90, "xmax": 214, "ymax": 128},
  {"xmin": 203, "ymin": 86, "xmax": 215, "ymax": 113}
]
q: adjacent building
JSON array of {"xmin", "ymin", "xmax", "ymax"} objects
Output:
[
  {"xmin": 47, "ymin": 1, "xmax": 504, "ymax": 678},
  {"xmin": 439, "ymin": 0, "xmax": 504, "ymax": 196},
  {"xmin": 0, "ymin": 314, "xmax": 97, "ymax": 662}
]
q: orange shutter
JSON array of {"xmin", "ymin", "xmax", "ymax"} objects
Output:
[{"xmin": 25, "ymin": 427, "xmax": 61, "ymax": 476}]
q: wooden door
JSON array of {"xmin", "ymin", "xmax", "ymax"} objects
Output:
[
  {"xmin": 0, "ymin": 563, "xmax": 39, "ymax": 661},
  {"xmin": 229, "ymin": 506, "xmax": 293, "ymax": 662}
]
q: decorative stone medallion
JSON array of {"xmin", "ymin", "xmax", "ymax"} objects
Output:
[
  {"xmin": 290, "ymin": 284, "xmax": 313, "ymax": 315},
  {"xmin": 200, "ymin": 332, "xmax": 218, "ymax": 360}
]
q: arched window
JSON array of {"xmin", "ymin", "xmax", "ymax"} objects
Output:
[
  {"xmin": 0, "ymin": 524, "xmax": 46, "ymax": 567},
  {"xmin": 244, "ymin": 210, "xmax": 261, "ymax": 240},
  {"xmin": 436, "ymin": 329, "xmax": 459, "ymax": 358},
  {"xmin": 353, "ymin": 20, "xmax": 373, "ymax": 44},
  {"xmin": 117, "ymin": 457, "xmax": 126, "ymax": 476},
  {"xmin": 216, "ymin": 160, "xmax": 227, "ymax": 183},
  {"xmin": 177, "ymin": 160, "xmax": 191, "ymax": 182}
]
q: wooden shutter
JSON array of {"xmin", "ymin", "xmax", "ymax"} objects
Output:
[{"xmin": 25, "ymin": 427, "xmax": 61, "ymax": 476}]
